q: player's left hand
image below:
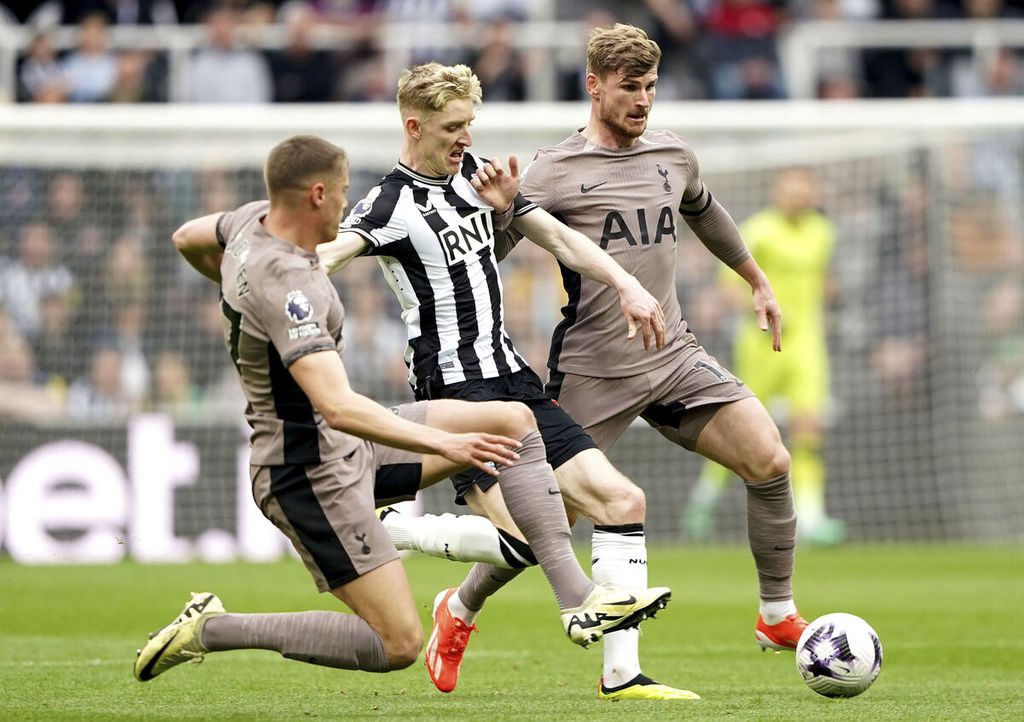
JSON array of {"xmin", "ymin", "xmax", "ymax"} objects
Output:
[
  {"xmin": 620, "ymin": 279, "xmax": 666, "ymax": 351},
  {"xmin": 470, "ymin": 155, "xmax": 520, "ymax": 214},
  {"xmin": 753, "ymin": 284, "xmax": 782, "ymax": 351}
]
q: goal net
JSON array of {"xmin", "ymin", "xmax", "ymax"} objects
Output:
[{"xmin": 0, "ymin": 101, "xmax": 1021, "ymax": 564}]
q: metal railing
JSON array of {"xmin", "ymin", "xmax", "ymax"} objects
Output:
[{"xmin": 779, "ymin": 19, "xmax": 1024, "ymax": 98}]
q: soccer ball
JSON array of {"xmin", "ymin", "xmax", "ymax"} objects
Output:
[{"xmin": 795, "ymin": 613, "xmax": 883, "ymax": 698}]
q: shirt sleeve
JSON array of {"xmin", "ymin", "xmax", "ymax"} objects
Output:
[
  {"xmin": 519, "ymin": 153, "xmax": 560, "ymax": 214},
  {"xmin": 678, "ymin": 144, "xmax": 751, "ymax": 269},
  {"xmin": 493, "ymin": 156, "xmax": 555, "ymax": 261},
  {"xmin": 338, "ymin": 184, "xmax": 407, "ymax": 256},
  {"xmin": 217, "ymin": 200, "xmax": 269, "ymax": 250},
  {"xmin": 246, "ymin": 257, "xmax": 338, "ymax": 367}
]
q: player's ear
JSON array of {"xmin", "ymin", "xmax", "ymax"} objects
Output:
[
  {"xmin": 585, "ymin": 72, "xmax": 601, "ymax": 100},
  {"xmin": 404, "ymin": 115, "xmax": 422, "ymax": 140},
  {"xmin": 310, "ymin": 182, "xmax": 326, "ymax": 208}
]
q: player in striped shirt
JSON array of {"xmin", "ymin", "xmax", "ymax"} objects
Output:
[{"xmin": 317, "ymin": 63, "xmax": 694, "ymax": 700}]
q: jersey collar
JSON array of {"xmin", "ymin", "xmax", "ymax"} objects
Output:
[{"xmin": 396, "ymin": 162, "xmax": 453, "ymax": 186}]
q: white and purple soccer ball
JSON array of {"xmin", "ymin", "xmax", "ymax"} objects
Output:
[{"xmin": 795, "ymin": 613, "xmax": 883, "ymax": 698}]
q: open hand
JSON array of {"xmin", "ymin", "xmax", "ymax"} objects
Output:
[
  {"xmin": 470, "ymin": 155, "xmax": 520, "ymax": 214},
  {"xmin": 439, "ymin": 432, "xmax": 521, "ymax": 476},
  {"xmin": 753, "ymin": 285, "xmax": 782, "ymax": 352},
  {"xmin": 620, "ymin": 280, "xmax": 666, "ymax": 351}
]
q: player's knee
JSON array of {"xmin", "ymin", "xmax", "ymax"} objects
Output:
[
  {"xmin": 602, "ymin": 479, "xmax": 646, "ymax": 524},
  {"xmin": 383, "ymin": 629, "xmax": 423, "ymax": 670},
  {"xmin": 502, "ymin": 401, "xmax": 537, "ymax": 438},
  {"xmin": 747, "ymin": 444, "xmax": 790, "ymax": 482}
]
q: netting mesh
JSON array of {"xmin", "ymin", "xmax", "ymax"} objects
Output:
[{"xmin": 0, "ymin": 109, "xmax": 1021, "ymax": 564}]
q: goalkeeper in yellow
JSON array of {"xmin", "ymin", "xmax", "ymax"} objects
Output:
[{"xmin": 685, "ymin": 168, "xmax": 845, "ymax": 546}]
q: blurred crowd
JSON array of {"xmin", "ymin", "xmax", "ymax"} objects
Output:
[
  {"xmin": 0, "ymin": 137, "xmax": 1021, "ymax": 425},
  {"xmin": 4, "ymin": 0, "xmax": 1024, "ymax": 104},
  {"xmin": 0, "ymin": 159, "xmax": 570, "ymax": 422}
]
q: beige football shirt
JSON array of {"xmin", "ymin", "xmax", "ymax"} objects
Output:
[{"xmin": 217, "ymin": 200, "xmax": 361, "ymax": 466}]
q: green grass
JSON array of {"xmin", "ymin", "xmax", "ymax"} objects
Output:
[{"xmin": 2, "ymin": 545, "xmax": 1023, "ymax": 721}]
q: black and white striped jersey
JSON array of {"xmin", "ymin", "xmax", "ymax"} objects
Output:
[{"xmin": 339, "ymin": 153, "xmax": 537, "ymax": 390}]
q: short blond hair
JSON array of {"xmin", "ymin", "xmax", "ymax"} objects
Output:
[
  {"xmin": 397, "ymin": 63, "xmax": 482, "ymax": 119},
  {"xmin": 264, "ymin": 134, "xmax": 348, "ymax": 201},
  {"xmin": 587, "ymin": 23, "xmax": 661, "ymax": 80}
]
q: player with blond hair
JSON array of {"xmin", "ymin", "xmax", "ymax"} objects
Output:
[{"xmin": 317, "ymin": 62, "xmax": 696, "ymax": 700}]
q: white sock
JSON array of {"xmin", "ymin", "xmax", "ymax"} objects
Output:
[
  {"xmin": 591, "ymin": 524, "xmax": 647, "ymax": 687},
  {"xmin": 381, "ymin": 510, "xmax": 535, "ymax": 569},
  {"xmin": 759, "ymin": 598, "xmax": 798, "ymax": 625},
  {"xmin": 448, "ymin": 590, "xmax": 478, "ymax": 625}
]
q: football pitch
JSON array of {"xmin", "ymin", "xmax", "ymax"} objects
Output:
[{"xmin": 2, "ymin": 545, "xmax": 1021, "ymax": 721}]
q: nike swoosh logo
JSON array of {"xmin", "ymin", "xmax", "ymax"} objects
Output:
[
  {"xmin": 547, "ymin": 488, "xmax": 561, "ymax": 495},
  {"xmin": 580, "ymin": 182, "xmax": 607, "ymax": 193},
  {"xmin": 608, "ymin": 594, "xmax": 637, "ymax": 606},
  {"xmin": 774, "ymin": 545, "xmax": 795, "ymax": 551},
  {"xmin": 138, "ymin": 630, "xmax": 178, "ymax": 680}
]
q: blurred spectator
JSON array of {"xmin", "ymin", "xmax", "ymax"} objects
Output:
[
  {"xmin": 951, "ymin": 48, "xmax": 1024, "ymax": 98},
  {"xmin": 95, "ymin": 304, "xmax": 152, "ymax": 404},
  {"xmin": 469, "ymin": 18, "xmax": 526, "ymax": 102},
  {"xmin": 185, "ymin": 4, "xmax": 273, "ymax": 103},
  {"xmin": 0, "ymin": 331, "xmax": 42, "ymax": 386},
  {"xmin": 382, "ymin": 0, "xmax": 470, "ymax": 67},
  {"xmin": 978, "ymin": 279, "xmax": 1024, "ymax": 419},
  {"xmin": 183, "ymin": 294, "xmax": 235, "ymax": 390},
  {"xmin": 870, "ymin": 179, "xmax": 930, "ymax": 405},
  {"xmin": 0, "ymin": 324, "xmax": 64, "ymax": 420},
  {"xmin": 0, "ymin": 221, "xmax": 75, "ymax": 339},
  {"xmin": 334, "ymin": 40, "xmax": 391, "ymax": 101},
  {"xmin": 267, "ymin": 2, "xmax": 337, "ymax": 101},
  {"xmin": 99, "ymin": 235, "xmax": 151, "ymax": 388},
  {"xmin": 150, "ymin": 349, "xmax": 204, "ymax": 417},
  {"xmin": 58, "ymin": 0, "xmax": 179, "ymax": 24},
  {"xmin": 703, "ymin": 0, "xmax": 786, "ymax": 100},
  {"xmin": 800, "ymin": 0, "xmax": 866, "ymax": 98},
  {"xmin": 111, "ymin": 49, "xmax": 164, "ymax": 102},
  {"xmin": 33, "ymin": 289, "xmax": 86, "ymax": 389},
  {"xmin": 336, "ymin": 276, "xmax": 409, "ymax": 400},
  {"xmin": 17, "ymin": 32, "xmax": 66, "ymax": 103},
  {"xmin": 556, "ymin": 9, "xmax": 617, "ymax": 101},
  {"xmin": 102, "ymin": 233, "xmax": 150, "ymax": 307},
  {"xmin": 818, "ymin": 72, "xmax": 862, "ymax": 98},
  {"xmin": 862, "ymin": 0, "xmax": 950, "ymax": 97},
  {"xmin": 459, "ymin": 0, "xmax": 528, "ymax": 22},
  {"xmin": 46, "ymin": 173, "xmax": 87, "ymax": 243},
  {"xmin": 0, "ymin": 169, "xmax": 42, "ymax": 236},
  {"xmin": 61, "ymin": 11, "xmax": 120, "ymax": 102},
  {"xmin": 66, "ymin": 345, "xmax": 139, "ymax": 419},
  {"xmin": 643, "ymin": 0, "xmax": 704, "ymax": 98}
]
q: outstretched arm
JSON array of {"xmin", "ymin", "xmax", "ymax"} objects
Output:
[
  {"xmin": 171, "ymin": 212, "xmax": 225, "ymax": 283},
  {"xmin": 317, "ymin": 230, "xmax": 370, "ymax": 274},
  {"xmin": 289, "ymin": 350, "xmax": 520, "ymax": 476},
  {"xmin": 511, "ymin": 208, "xmax": 666, "ymax": 350}
]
